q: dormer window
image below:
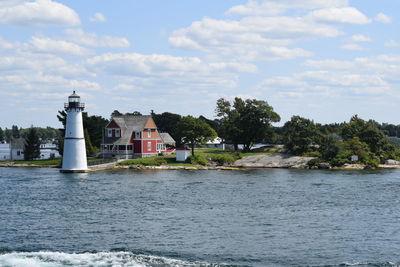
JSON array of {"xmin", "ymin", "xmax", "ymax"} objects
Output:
[
  {"xmin": 136, "ymin": 132, "xmax": 140, "ymax": 139},
  {"xmin": 148, "ymin": 129, "xmax": 151, "ymax": 138},
  {"xmin": 107, "ymin": 129, "xmax": 112, "ymax": 137},
  {"xmin": 115, "ymin": 129, "xmax": 120, "ymax": 137}
]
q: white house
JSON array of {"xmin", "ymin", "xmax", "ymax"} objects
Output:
[
  {"xmin": 199, "ymin": 137, "xmax": 225, "ymax": 150},
  {"xmin": 0, "ymin": 139, "xmax": 61, "ymax": 161},
  {"xmin": 39, "ymin": 143, "xmax": 61, "ymax": 159},
  {"xmin": 0, "ymin": 139, "xmax": 25, "ymax": 160}
]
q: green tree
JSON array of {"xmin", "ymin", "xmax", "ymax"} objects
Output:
[
  {"xmin": 111, "ymin": 110, "xmax": 122, "ymax": 117},
  {"xmin": 57, "ymin": 110, "xmax": 67, "ymax": 128},
  {"xmin": 283, "ymin": 116, "xmax": 321, "ymax": 155},
  {"xmin": 177, "ymin": 115, "xmax": 217, "ymax": 156},
  {"xmin": 318, "ymin": 134, "xmax": 341, "ymax": 161},
  {"xmin": 341, "ymin": 115, "xmax": 393, "ymax": 159},
  {"xmin": 82, "ymin": 112, "xmax": 108, "ymax": 148},
  {"xmin": 11, "ymin": 125, "xmax": 20, "ymax": 138},
  {"xmin": 57, "ymin": 110, "xmax": 67, "ymax": 155},
  {"xmin": 216, "ymin": 97, "xmax": 280, "ymax": 151},
  {"xmin": 152, "ymin": 112, "xmax": 183, "ymax": 147},
  {"xmin": 24, "ymin": 127, "xmax": 41, "ymax": 160},
  {"xmin": 125, "ymin": 111, "xmax": 142, "ymax": 116},
  {"xmin": 4, "ymin": 128, "xmax": 12, "ymax": 142},
  {"xmin": 84, "ymin": 128, "xmax": 97, "ymax": 156},
  {"xmin": 0, "ymin": 127, "xmax": 4, "ymax": 143}
]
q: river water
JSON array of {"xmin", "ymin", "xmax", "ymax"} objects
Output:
[{"xmin": 1, "ymin": 167, "xmax": 400, "ymax": 266}]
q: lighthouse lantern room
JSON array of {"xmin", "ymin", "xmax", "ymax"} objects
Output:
[{"xmin": 60, "ymin": 91, "xmax": 88, "ymax": 173}]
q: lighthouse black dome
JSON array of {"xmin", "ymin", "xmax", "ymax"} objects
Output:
[{"xmin": 65, "ymin": 91, "xmax": 85, "ymax": 110}]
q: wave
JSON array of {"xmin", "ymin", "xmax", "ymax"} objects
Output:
[
  {"xmin": 320, "ymin": 262, "xmax": 400, "ymax": 267},
  {"xmin": 0, "ymin": 251, "xmax": 233, "ymax": 267}
]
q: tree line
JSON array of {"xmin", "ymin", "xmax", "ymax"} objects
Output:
[
  {"xmin": 4, "ymin": 96, "xmax": 400, "ymax": 165},
  {"xmin": 0, "ymin": 125, "xmax": 60, "ymax": 143},
  {"xmin": 60, "ymin": 97, "xmax": 400, "ymax": 164}
]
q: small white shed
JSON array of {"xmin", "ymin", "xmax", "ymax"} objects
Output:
[
  {"xmin": 350, "ymin": 155, "xmax": 359, "ymax": 162},
  {"xmin": 176, "ymin": 147, "xmax": 190, "ymax": 162}
]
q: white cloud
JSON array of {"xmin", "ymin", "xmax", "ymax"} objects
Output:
[
  {"xmin": 65, "ymin": 29, "xmax": 130, "ymax": 48},
  {"xmin": 30, "ymin": 36, "xmax": 92, "ymax": 56},
  {"xmin": 304, "ymin": 59, "xmax": 355, "ymax": 69},
  {"xmin": 0, "ymin": 36, "xmax": 17, "ymax": 49},
  {"xmin": 0, "ymin": 0, "xmax": 80, "ymax": 27},
  {"xmin": 374, "ymin": 13, "xmax": 392, "ymax": 24},
  {"xmin": 226, "ymin": 0, "xmax": 349, "ymax": 16},
  {"xmin": 260, "ymin": 53, "xmax": 400, "ymax": 101},
  {"xmin": 307, "ymin": 7, "xmax": 371, "ymax": 24},
  {"xmin": 89, "ymin": 13, "xmax": 106, "ymax": 23},
  {"xmin": 259, "ymin": 71, "xmax": 391, "ymax": 97},
  {"xmin": 341, "ymin": 43, "xmax": 365, "ymax": 51},
  {"xmin": 86, "ymin": 53, "xmax": 256, "ymax": 76},
  {"xmin": 169, "ymin": 16, "xmax": 338, "ymax": 61},
  {"xmin": 270, "ymin": 0, "xmax": 349, "ymax": 9},
  {"xmin": 384, "ymin": 40, "xmax": 400, "ymax": 47},
  {"xmin": 226, "ymin": 1, "xmax": 285, "ymax": 16},
  {"xmin": 351, "ymin": 34, "xmax": 371, "ymax": 42}
]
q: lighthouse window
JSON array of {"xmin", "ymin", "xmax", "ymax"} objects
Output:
[{"xmin": 107, "ymin": 129, "xmax": 112, "ymax": 137}]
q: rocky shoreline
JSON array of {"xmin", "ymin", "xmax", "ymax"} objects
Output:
[{"xmin": 2, "ymin": 153, "xmax": 400, "ymax": 171}]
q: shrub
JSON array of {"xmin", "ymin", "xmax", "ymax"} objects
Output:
[
  {"xmin": 233, "ymin": 151, "xmax": 242, "ymax": 160},
  {"xmin": 304, "ymin": 151, "xmax": 322, "ymax": 158},
  {"xmin": 208, "ymin": 154, "xmax": 236, "ymax": 165},
  {"xmin": 307, "ymin": 158, "xmax": 321, "ymax": 168},
  {"xmin": 188, "ymin": 154, "xmax": 208, "ymax": 165},
  {"xmin": 330, "ymin": 155, "xmax": 349, "ymax": 167},
  {"xmin": 365, "ymin": 158, "xmax": 379, "ymax": 168},
  {"xmin": 118, "ymin": 157, "xmax": 167, "ymax": 166}
]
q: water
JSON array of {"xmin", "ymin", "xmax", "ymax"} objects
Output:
[{"xmin": 1, "ymin": 167, "xmax": 400, "ymax": 266}]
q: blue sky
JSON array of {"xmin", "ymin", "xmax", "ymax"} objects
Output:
[{"xmin": 0, "ymin": 0, "xmax": 399, "ymax": 128}]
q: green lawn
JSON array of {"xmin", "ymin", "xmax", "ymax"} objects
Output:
[
  {"xmin": 117, "ymin": 148, "xmax": 277, "ymax": 167},
  {"xmin": 3, "ymin": 157, "xmax": 115, "ymax": 167},
  {"xmin": 3, "ymin": 158, "xmax": 62, "ymax": 166}
]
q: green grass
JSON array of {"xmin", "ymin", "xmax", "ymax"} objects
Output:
[
  {"xmin": 117, "ymin": 147, "xmax": 274, "ymax": 167},
  {"xmin": 3, "ymin": 158, "xmax": 62, "ymax": 166},
  {"xmin": 240, "ymin": 151, "xmax": 276, "ymax": 157},
  {"xmin": 3, "ymin": 157, "xmax": 116, "ymax": 167}
]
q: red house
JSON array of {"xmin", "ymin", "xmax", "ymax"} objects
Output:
[{"xmin": 101, "ymin": 115, "xmax": 175, "ymax": 158}]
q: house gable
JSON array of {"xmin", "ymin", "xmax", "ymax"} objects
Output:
[
  {"xmin": 144, "ymin": 117, "xmax": 157, "ymax": 129},
  {"xmin": 106, "ymin": 119, "xmax": 121, "ymax": 129}
]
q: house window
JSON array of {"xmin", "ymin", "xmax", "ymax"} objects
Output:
[
  {"xmin": 147, "ymin": 142, "xmax": 152, "ymax": 151},
  {"xmin": 17, "ymin": 151, "xmax": 21, "ymax": 156},
  {"xmin": 148, "ymin": 129, "xmax": 151, "ymax": 137},
  {"xmin": 136, "ymin": 132, "xmax": 140, "ymax": 139},
  {"xmin": 157, "ymin": 143, "xmax": 165, "ymax": 151},
  {"xmin": 107, "ymin": 129, "xmax": 112, "ymax": 137},
  {"xmin": 115, "ymin": 129, "xmax": 120, "ymax": 137}
]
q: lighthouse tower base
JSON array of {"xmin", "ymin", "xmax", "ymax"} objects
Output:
[
  {"xmin": 60, "ymin": 169, "xmax": 89, "ymax": 173},
  {"xmin": 60, "ymin": 138, "xmax": 88, "ymax": 173}
]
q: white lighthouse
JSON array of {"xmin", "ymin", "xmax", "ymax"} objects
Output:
[{"xmin": 60, "ymin": 91, "xmax": 88, "ymax": 173}]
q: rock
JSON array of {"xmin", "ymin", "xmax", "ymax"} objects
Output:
[
  {"xmin": 317, "ymin": 162, "xmax": 331, "ymax": 169},
  {"xmin": 233, "ymin": 153, "xmax": 314, "ymax": 168},
  {"xmin": 342, "ymin": 164, "xmax": 365, "ymax": 169},
  {"xmin": 385, "ymin": 159, "xmax": 400, "ymax": 165}
]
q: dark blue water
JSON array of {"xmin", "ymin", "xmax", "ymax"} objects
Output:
[{"xmin": 1, "ymin": 167, "xmax": 400, "ymax": 266}]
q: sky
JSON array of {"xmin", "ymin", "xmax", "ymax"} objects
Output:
[{"xmin": 0, "ymin": 0, "xmax": 399, "ymax": 128}]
